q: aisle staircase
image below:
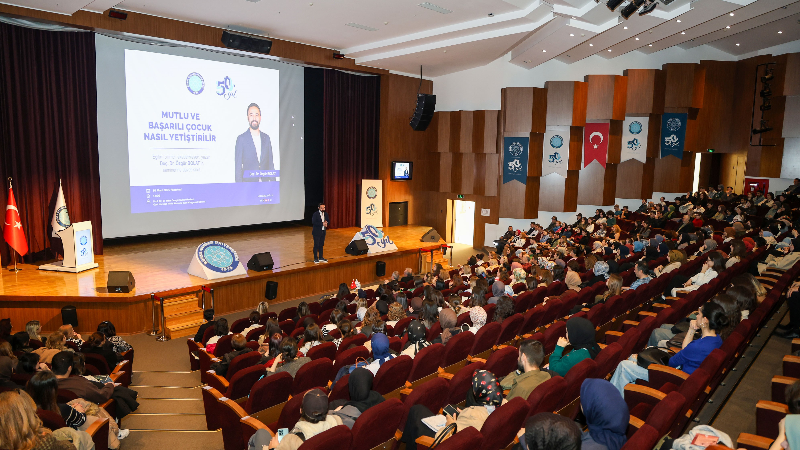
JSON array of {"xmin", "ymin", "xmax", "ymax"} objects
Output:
[{"xmin": 160, "ymin": 293, "xmax": 205, "ymax": 339}]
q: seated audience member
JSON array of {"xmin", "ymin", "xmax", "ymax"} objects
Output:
[
  {"xmin": 26, "ymin": 320, "xmax": 42, "ymax": 342},
  {"xmin": 401, "ymin": 321, "xmax": 431, "ymax": 358},
  {"xmin": 241, "ymin": 312, "xmax": 262, "ymax": 337},
  {"xmin": 205, "ymin": 318, "xmax": 231, "ymax": 354},
  {"xmin": 0, "ymin": 351, "xmax": 17, "ymax": 389},
  {"xmin": 359, "ymin": 306, "xmax": 382, "ymax": 337},
  {"xmin": 193, "ymin": 309, "xmax": 216, "ymax": 342},
  {"xmin": 374, "ymin": 297, "xmax": 390, "ymax": 317},
  {"xmin": 778, "ymin": 280, "xmax": 800, "ymax": 338},
  {"xmin": 595, "ymin": 274, "xmax": 623, "ymax": 305},
  {"xmin": 258, "ymin": 332, "xmax": 283, "ymax": 365},
  {"xmin": 419, "ymin": 300, "xmax": 439, "ymax": 330},
  {"xmin": 265, "ymin": 338, "xmax": 310, "ymax": 378},
  {"xmin": 299, "ymin": 324, "xmax": 323, "ymax": 354},
  {"xmin": 610, "ymin": 301, "xmax": 726, "ymax": 394},
  {"xmin": 11, "ymin": 331, "xmax": 32, "ymax": 353},
  {"xmin": 322, "ymin": 309, "xmax": 346, "ymax": 338},
  {"xmin": 294, "ymin": 302, "xmax": 312, "ymax": 325},
  {"xmin": 57, "ymin": 325, "xmax": 82, "ymax": 348},
  {"xmin": 654, "ymin": 250, "xmax": 685, "ymax": 277},
  {"xmin": 333, "ymin": 320, "xmax": 356, "ymax": 349},
  {"xmin": 257, "ymin": 301, "xmax": 270, "ymax": 316},
  {"xmin": 210, "ymin": 333, "xmax": 253, "ymax": 378},
  {"xmin": 253, "ymin": 389, "xmax": 343, "ymax": 450},
  {"xmin": 548, "ymin": 317, "xmax": 600, "ymax": 377},
  {"xmin": 364, "ymin": 333, "xmax": 395, "ymax": 375},
  {"xmin": 587, "ymin": 260, "xmax": 609, "ymax": 286},
  {"xmin": 433, "ymin": 309, "xmax": 459, "ymax": 345},
  {"xmin": 386, "ymin": 302, "xmax": 406, "ymax": 327},
  {"xmin": 726, "ymin": 240, "xmax": 746, "ymax": 268},
  {"xmin": 52, "ymin": 351, "xmax": 139, "ymax": 419},
  {"xmin": 520, "ymin": 412, "xmax": 582, "ymax": 450},
  {"xmin": 488, "ymin": 281, "xmax": 505, "ymax": 305},
  {"xmin": 329, "ymin": 367, "xmax": 385, "ymax": 415},
  {"xmin": 501, "ymin": 340, "xmax": 550, "ymax": 401},
  {"xmin": 671, "ymin": 251, "xmax": 725, "ymax": 296},
  {"xmin": 400, "ymin": 268, "xmax": 414, "ymax": 283},
  {"xmin": 16, "ymin": 352, "xmax": 45, "ymax": 377},
  {"xmin": 0, "ymin": 389, "xmax": 94, "ymax": 450},
  {"xmin": 34, "ymin": 332, "xmax": 69, "ymax": 364},
  {"xmin": 627, "ymin": 261, "xmax": 652, "ymax": 290},
  {"xmin": 579, "ymin": 379, "xmax": 628, "ymax": 450},
  {"xmin": 564, "ymin": 261, "xmax": 581, "ymax": 292},
  {"xmin": 494, "ymin": 296, "xmax": 516, "ymax": 323},
  {"xmin": 96, "ymin": 322, "xmax": 131, "ymax": 355},
  {"xmin": 258, "ymin": 319, "xmax": 282, "ymax": 346},
  {"xmin": 84, "ymin": 332, "xmax": 118, "ymax": 370},
  {"xmin": 467, "ymin": 308, "xmax": 487, "ymax": 334},
  {"xmin": 400, "ymin": 370, "xmax": 503, "ymax": 450}
]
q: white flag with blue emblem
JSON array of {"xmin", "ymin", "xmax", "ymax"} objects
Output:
[
  {"xmin": 542, "ymin": 126, "xmax": 570, "ymax": 178},
  {"xmin": 621, "ymin": 117, "xmax": 649, "ymax": 163},
  {"xmin": 51, "ymin": 180, "xmax": 71, "ymax": 238}
]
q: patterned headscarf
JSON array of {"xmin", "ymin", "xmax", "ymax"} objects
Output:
[
  {"xmin": 470, "ymin": 307, "xmax": 487, "ymax": 328},
  {"xmin": 472, "ymin": 370, "xmax": 502, "ymax": 406},
  {"xmin": 593, "ymin": 261, "xmax": 610, "ymax": 279},
  {"xmin": 388, "ymin": 303, "xmax": 406, "ymax": 322},
  {"xmin": 357, "ymin": 307, "xmax": 367, "ymax": 322}
]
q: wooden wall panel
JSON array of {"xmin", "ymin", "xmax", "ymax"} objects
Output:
[
  {"xmin": 616, "ymin": 159, "xmax": 650, "ymax": 199},
  {"xmin": 436, "ymin": 153, "xmax": 452, "ymax": 193},
  {"xmin": 624, "ymin": 69, "xmax": 665, "ymax": 115},
  {"xmin": 664, "ymin": 63, "xmax": 704, "ymax": 109},
  {"xmin": 503, "ymin": 88, "xmax": 535, "ymax": 132},
  {"xmin": 473, "ymin": 153, "xmax": 500, "ymax": 197},
  {"xmin": 532, "ymin": 88, "xmax": 548, "ymax": 133},
  {"xmin": 473, "ymin": 110, "xmax": 499, "ymax": 153},
  {"xmin": 545, "ymin": 81, "xmax": 588, "ymax": 126},
  {"xmin": 785, "ymin": 53, "xmax": 800, "ymax": 97},
  {"xmin": 577, "ymin": 162, "xmax": 605, "ymax": 206},
  {"xmin": 538, "ymin": 171, "xmax": 579, "ymax": 212},
  {"xmin": 451, "ymin": 153, "xmax": 476, "ymax": 194},
  {"xmin": 695, "ymin": 60, "xmax": 736, "ymax": 153},
  {"xmin": 528, "ymin": 133, "xmax": 544, "ymax": 178},
  {"xmin": 585, "ymin": 75, "xmax": 628, "ymax": 121},
  {"xmin": 653, "ymin": 156, "xmax": 682, "ymax": 192},
  {"xmin": 568, "ymin": 126, "xmax": 584, "ymax": 171},
  {"xmin": 451, "ymin": 111, "xmax": 474, "ymax": 153},
  {"xmin": 524, "ymin": 177, "xmax": 541, "ymax": 219},
  {"xmin": 607, "ymin": 120, "xmax": 623, "ymax": 164},
  {"xmin": 435, "ymin": 112, "xmax": 451, "ymax": 153}
]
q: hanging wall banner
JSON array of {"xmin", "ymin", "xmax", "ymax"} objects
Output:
[
  {"xmin": 660, "ymin": 113, "xmax": 687, "ymax": 159},
  {"xmin": 502, "ymin": 136, "xmax": 530, "ymax": 184},
  {"xmin": 360, "ymin": 180, "xmax": 383, "ymax": 229},
  {"xmin": 543, "ymin": 126, "xmax": 570, "ymax": 178},
  {"xmin": 583, "ymin": 122, "xmax": 610, "ymax": 168},
  {"xmin": 621, "ymin": 117, "xmax": 649, "ymax": 163}
]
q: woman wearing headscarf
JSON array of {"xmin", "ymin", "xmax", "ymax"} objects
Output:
[
  {"xmin": 585, "ymin": 261, "xmax": 609, "ymax": 288},
  {"xmin": 488, "ymin": 281, "xmax": 505, "ymax": 304},
  {"xmin": 547, "ymin": 317, "xmax": 601, "ymax": 377},
  {"xmin": 338, "ymin": 367, "xmax": 385, "ymax": 413},
  {"xmin": 400, "ymin": 370, "xmax": 503, "ymax": 450},
  {"xmin": 364, "ymin": 333, "xmax": 395, "ymax": 375},
  {"xmin": 632, "ymin": 239, "xmax": 644, "ymax": 253},
  {"xmin": 564, "ymin": 261, "xmax": 582, "ymax": 292},
  {"xmin": 697, "ymin": 238, "xmax": 717, "ymax": 255},
  {"xmin": 579, "ymin": 379, "xmax": 628, "ymax": 450},
  {"xmin": 402, "ymin": 321, "xmax": 431, "ymax": 358},
  {"xmin": 467, "ymin": 308, "xmax": 487, "ymax": 334}
]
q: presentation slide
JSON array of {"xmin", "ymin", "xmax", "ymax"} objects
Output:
[
  {"xmin": 393, "ymin": 162, "xmax": 411, "ymax": 180},
  {"xmin": 125, "ymin": 51, "xmax": 281, "ymax": 213},
  {"xmin": 95, "ymin": 35, "xmax": 305, "ymax": 238}
]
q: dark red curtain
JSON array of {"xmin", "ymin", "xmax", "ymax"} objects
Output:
[
  {"xmin": 322, "ymin": 70, "xmax": 380, "ymax": 228},
  {"xmin": 0, "ymin": 23, "xmax": 103, "ymax": 264}
]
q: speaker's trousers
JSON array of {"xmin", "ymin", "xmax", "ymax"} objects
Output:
[{"xmin": 313, "ymin": 231, "xmax": 326, "ymax": 260}]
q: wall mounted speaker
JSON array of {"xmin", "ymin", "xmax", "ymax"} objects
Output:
[
  {"xmin": 409, "ymin": 93, "xmax": 436, "ymax": 131},
  {"xmin": 221, "ymin": 30, "xmax": 273, "ymax": 54},
  {"xmin": 265, "ymin": 281, "xmax": 278, "ymax": 300},
  {"xmin": 376, "ymin": 261, "xmax": 386, "ymax": 277}
]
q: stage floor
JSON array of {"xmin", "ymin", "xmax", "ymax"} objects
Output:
[{"xmin": 0, "ymin": 225, "xmax": 437, "ymax": 298}]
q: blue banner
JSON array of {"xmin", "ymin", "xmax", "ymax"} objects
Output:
[
  {"xmin": 503, "ymin": 136, "xmax": 529, "ymax": 184},
  {"xmin": 660, "ymin": 113, "xmax": 688, "ymax": 159}
]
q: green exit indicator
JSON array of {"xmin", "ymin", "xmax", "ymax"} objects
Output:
[
  {"xmin": 457, "ymin": 195, "xmax": 464, "ymax": 199},
  {"xmin": 707, "ymin": 149, "xmax": 715, "ymax": 153}
]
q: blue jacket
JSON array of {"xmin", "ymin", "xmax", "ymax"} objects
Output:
[
  {"xmin": 234, "ymin": 130, "xmax": 274, "ymax": 182},
  {"xmin": 669, "ymin": 335, "xmax": 722, "ymax": 374}
]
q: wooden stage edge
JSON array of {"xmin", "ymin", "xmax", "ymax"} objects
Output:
[{"xmin": 0, "ymin": 225, "xmax": 443, "ymax": 335}]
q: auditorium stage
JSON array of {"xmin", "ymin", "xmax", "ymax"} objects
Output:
[{"xmin": 0, "ymin": 225, "xmax": 442, "ymax": 335}]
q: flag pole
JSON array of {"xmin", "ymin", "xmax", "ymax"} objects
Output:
[{"xmin": 6, "ymin": 177, "xmax": 21, "ymax": 272}]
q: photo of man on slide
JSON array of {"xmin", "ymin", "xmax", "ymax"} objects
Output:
[{"xmin": 234, "ymin": 103, "xmax": 274, "ymax": 182}]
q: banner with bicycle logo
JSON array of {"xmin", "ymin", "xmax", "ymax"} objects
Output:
[
  {"xmin": 543, "ymin": 126, "xmax": 570, "ymax": 178},
  {"xmin": 502, "ymin": 136, "xmax": 530, "ymax": 184},
  {"xmin": 360, "ymin": 179, "xmax": 383, "ymax": 229},
  {"xmin": 660, "ymin": 113, "xmax": 688, "ymax": 159}
]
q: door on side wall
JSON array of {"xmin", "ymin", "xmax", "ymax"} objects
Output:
[{"xmin": 453, "ymin": 200, "xmax": 476, "ymax": 246}]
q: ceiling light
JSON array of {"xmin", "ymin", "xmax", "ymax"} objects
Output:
[
  {"xmin": 606, "ymin": 0, "xmax": 625, "ymax": 12},
  {"xmin": 681, "ymin": 32, "xmax": 685, "ymax": 34},
  {"xmin": 608, "ymin": 49, "xmax": 612, "ymax": 52},
  {"xmin": 736, "ymin": 43, "xmax": 740, "ymax": 46},
  {"xmin": 677, "ymin": 19, "xmax": 681, "ymax": 23},
  {"xmin": 729, "ymin": 12, "xmax": 734, "ymax": 16},
  {"xmin": 543, "ymin": 49, "xmax": 547, "ymax": 52},
  {"xmin": 762, "ymin": 71, "xmax": 774, "ymax": 82},
  {"xmin": 590, "ymin": 43, "xmax": 594, "ymax": 46},
  {"xmin": 524, "ymin": 60, "xmax": 530, "ymax": 64},
  {"xmin": 624, "ymin": 26, "xmax": 628, "ymax": 29},
  {"xmin": 649, "ymin": 44, "xmax": 653, "ymax": 46},
  {"xmin": 636, "ymin": 37, "xmax": 640, "ymax": 40},
  {"xmin": 779, "ymin": 31, "xmax": 783, "ymax": 34},
  {"xmin": 570, "ymin": 33, "xmax": 575, "ymax": 36},
  {"xmin": 726, "ymin": 26, "xmax": 730, "ymax": 29},
  {"xmin": 418, "ymin": 2, "xmax": 452, "ymax": 14}
]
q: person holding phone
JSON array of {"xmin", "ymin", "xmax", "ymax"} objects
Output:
[{"xmin": 253, "ymin": 389, "xmax": 343, "ymax": 450}]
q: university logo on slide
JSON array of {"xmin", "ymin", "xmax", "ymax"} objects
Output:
[
  {"xmin": 186, "ymin": 72, "xmax": 205, "ymax": 95},
  {"xmin": 197, "ymin": 241, "xmax": 240, "ymax": 273}
]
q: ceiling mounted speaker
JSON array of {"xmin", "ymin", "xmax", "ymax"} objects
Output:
[
  {"xmin": 639, "ymin": 0, "xmax": 658, "ymax": 15},
  {"xmin": 606, "ymin": 0, "xmax": 625, "ymax": 11},
  {"xmin": 621, "ymin": 0, "xmax": 644, "ymax": 19},
  {"xmin": 221, "ymin": 30, "xmax": 272, "ymax": 54}
]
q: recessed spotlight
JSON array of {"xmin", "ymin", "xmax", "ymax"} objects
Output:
[
  {"xmin": 736, "ymin": 43, "xmax": 740, "ymax": 46},
  {"xmin": 681, "ymin": 32, "xmax": 685, "ymax": 34},
  {"xmin": 729, "ymin": 12, "xmax": 734, "ymax": 16},
  {"xmin": 443, "ymin": 49, "xmax": 447, "ymax": 52},
  {"xmin": 779, "ymin": 31, "xmax": 783, "ymax": 34},
  {"xmin": 570, "ymin": 33, "xmax": 575, "ymax": 36},
  {"xmin": 572, "ymin": 16, "xmax": 577, "ymax": 19},
  {"xmin": 524, "ymin": 60, "xmax": 530, "ymax": 64},
  {"xmin": 488, "ymin": 12, "xmax": 494, "ymax": 16},
  {"xmin": 677, "ymin": 19, "xmax": 681, "ymax": 23},
  {"xmin": 608, "ymin": 49, "xmax": 612, "ymax": 52},
  {"xmin": 635, "ymin": 37, "xmax": 639, "ymax": 40},
  {"xmin": 649, "ymin": 44, "xmax": 653, "ymax": 46},
  {"xmin": 624, "ymin": 26, "xmax": 628, "ymax": 29},
  {"xmin": 543, "ymin": 49, "xmax": 547, "ymax": 52},
  {"xmin": 589, "ymin": 43, "xmax": 594, "ymax": 46}
]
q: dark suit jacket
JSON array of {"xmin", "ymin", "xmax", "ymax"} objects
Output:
[
  {"xmin": 194, "ymin": 321, "xmax": 216, "ymax": 343},
  {"xmin": 58, "ymin": 376, "xmax": 113, "ymax": 404},
  {"xmin": 311, "ymin": 210, "xmax": 330, "ymax": 236},
  {"xmin": 676, "ymin": 222, "xmax": 696, "ymax": 234},
  {"xmin": 234, "ymin": 130, "xmax": 274, "ymax": 182}
]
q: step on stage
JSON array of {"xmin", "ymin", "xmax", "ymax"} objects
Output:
[{"xmin": 0, "ymin": 225, "xmax": 443, "ymax": 335}]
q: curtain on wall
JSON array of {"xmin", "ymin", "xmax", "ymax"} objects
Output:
[
  {"xmin": 322, "ymin": 69, "xmax": 380, "ymax": 229},
  {"xmin": 0, "ymin": 23, "xmax": 103, "ymax": 263}
]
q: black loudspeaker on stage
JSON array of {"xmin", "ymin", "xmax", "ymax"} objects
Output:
[
  {"xmin": 420, "ymin": 228, "xmax": 441, "ymax": 243},
  {"xmin": 376, "ymin": 261, "xmax": 386, "ymax": 277},
  {"xmin": 265, "ymin": 281, "xmax": 278, "ymax": 300},
  {"xmin": 248, "ymin": 252, "xmax": 274, "ymax": 272},
  {"xmin": 346, "ymin": 239, "xmax": 369, "ymax": 256},
  {"xmin": 410, "ymin": 93, "xmax": 436, "ymax": 131},
  {"xmin": 221, "ymin": 30, "xmax": 273, "ymax": 54},
  {"xmin": 61, "ymin": 306, "xmax": 78, "ymax": 328},
  {"xmin": 107, "ymin": 271, "xmax": 135, "ymax": 293}
]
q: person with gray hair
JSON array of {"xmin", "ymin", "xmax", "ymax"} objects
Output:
[
  {"xmin": 391, "ymin": 271, "xmax": 400, "ymax": 281},
  {"xmin": 400, "ymin": 268, "xmax": 414, "ymax": 283}
]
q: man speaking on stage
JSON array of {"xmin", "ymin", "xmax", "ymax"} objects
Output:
[
  {"xmin": 312, "ymin": 203, "xmax": 329, "ymax": 263},
  {"xmin": 234, "ymin": 103, "xmax": 274, "ymax": 182}
]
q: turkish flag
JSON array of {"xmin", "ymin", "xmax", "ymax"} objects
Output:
[
  {"xmin": 583, "ymin": 122, "xmax": 610, "ymax": 168},
  {"xmin": 4, "ymin": 186, "xmax": 29, "ymax": 256}
]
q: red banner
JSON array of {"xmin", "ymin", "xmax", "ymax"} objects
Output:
[
  {"xmin": 583, "ymin": 122, "xmax": 610, "ymax": 168},
  {"xmin": 4, "ymin": 186, "xmax": 29, "ymax": 256}
]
